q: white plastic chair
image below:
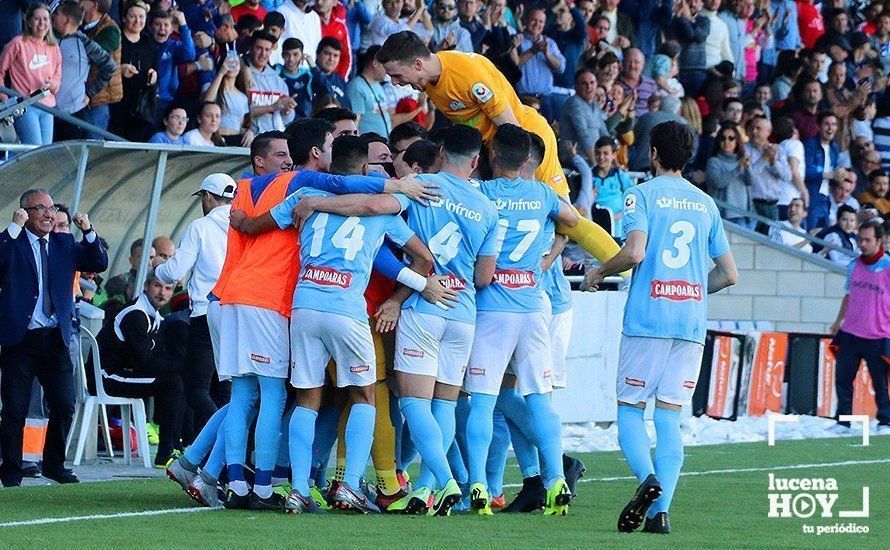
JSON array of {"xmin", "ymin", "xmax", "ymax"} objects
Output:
[
  {"xmin": 67, "ymin": 335, "xmax": 114, "ymax": 460},
  {"xmin": 73, "ymin": 328, "xmax": 152, "ymax": 468}
]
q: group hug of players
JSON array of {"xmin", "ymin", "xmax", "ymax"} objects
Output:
[{"xmin": 164, "ymin": 31, "xmax": 739, "ymax": 533}]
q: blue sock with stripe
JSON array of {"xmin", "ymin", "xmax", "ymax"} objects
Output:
[
  {"xmin": 252, "ymin": 376, "xmax": 287, "ymax": 498},
  {"xmin": 497, "ymin": 387, "xmax": 541, "ymax": 478},
  {"xmin": 202, "ymin": 418, "xmax": 227, "ymax": 480},
  {"xmin": 617, "ymin": 405, "xmax": 655, "ymax": 483},
  {"xmin": 525, "ymin": 392, "xmax": 564, "ymax": 489},
  {"xmin": 486, "ymin": 408, "xmax": 511, "ymax": 497},
  {"xmin": 273, "ymin": 406, "xmax": 294, "ymax": 485},
  {"xmin": 289, "ymin": 406, "xmax": 318, "ymax": 496},
  {"xmin": 650, "ymin": 407, "xmax": 683, "ymax": 516},
  {"xmin": 400, "ymin": 397, "xmax": 452, "ymax": 489},
  {"xmin": 343, "ymin": 403, "xmax": 376, "ymax": 489}
]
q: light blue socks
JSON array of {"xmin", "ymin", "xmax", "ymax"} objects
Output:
[
  {"xmin": 617, "ymin": 405, "xmax": 655, "ymax": 483},
  {"xmin": 289, "ymin": 406, "xmax": 318, "ymax": 496},
  {"xmin": 400, "ymin": 397, "xmax": 452, "ymax": 489},
  {"xmin": 650, "ymin": 407, "xmax": 683, "ymax": 516},
  {"xmin": 525, "ymin": 392, "xmax": 564, "ymax": 489},
  {"xmin": 343, "ymin": 402, "xmax": 376, "ymax": 489},
  {"xmin": 465, "ymin": 393, "xmax": 497, "ymax": 487}
]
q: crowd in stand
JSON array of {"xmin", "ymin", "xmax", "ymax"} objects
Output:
[{"xmin": 2, "ymin": 0, "xmax": 890, "ymax": 267}]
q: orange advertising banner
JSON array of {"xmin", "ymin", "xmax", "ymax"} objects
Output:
[
  {"xmin": 817, "ymin": 338, "xmax": 837, "ymax": 418},
  {"xmin": 706, "ymin": 336, "xmax": 735, "ymax": 418},
  {"xmin": 747, "ymin": 333, "xmax": 788, "ymax": 417},
  {"xmin": 852, "ymin": 361, "xmax": 878, "ymax": 418}
]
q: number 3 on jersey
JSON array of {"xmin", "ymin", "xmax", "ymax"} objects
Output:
[
  {"xmin": 429, "ymin": 222, "xmax": 462, "ymax": 264},
  {"xmin": 309, "ymin": 213, "xmax": 365, "ymax": 260},
  {"xmin": 662, "ymin": 220, "xmax": 695, "ymax": 269}
]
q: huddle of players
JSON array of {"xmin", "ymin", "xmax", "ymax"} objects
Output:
[{"xmin": 165, "ymin": 121, "xmax": 581, "ymax": 517}]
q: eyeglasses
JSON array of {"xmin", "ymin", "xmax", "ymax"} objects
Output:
[
  {"xmin": 24, "ymin": 205, "xmax": 60, "ymax": 214},
  {"xmin": 719, "ymin": 135, "xmax": 737, "ymax": 142},
  {"xmin": 168, "ymin": 114, "xmax": 188, "ymax": 122},
  {"xmin": 438, "ymin": 3, "xmax": 457, "ymax": 9}
]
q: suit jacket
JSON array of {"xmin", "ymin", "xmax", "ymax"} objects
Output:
[{"xmin": 0, "ymin": 227, "xmax": 108, "ymax": 348}]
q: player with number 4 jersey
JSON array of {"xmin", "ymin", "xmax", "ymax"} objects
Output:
[{"xmin": 583, "ymin": 121, "xmax": 738, "ymax": 535}]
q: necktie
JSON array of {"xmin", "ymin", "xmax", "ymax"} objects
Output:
[{"xmin": 39, "ymin": 237, "xmax": 53, "ymax": 318}]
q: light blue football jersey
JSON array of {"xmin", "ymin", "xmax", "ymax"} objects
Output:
[
  {"xmin": 621, "ymin": 175, "xmax": 730, "ymax": 345},
  {"xmin": 401, "ymin": 172, "xmax": 500, "ymax": 324},
  {"xmin": 271, "ymin": 187, "xmax": 414, "ymax": 321},
  {"xmin": 541, "ymin": 213, "xmax": 573, "ymax": 315},
  {"xmin": 476, "ymin": 177, "xmax": 562, "ymax": 312}
]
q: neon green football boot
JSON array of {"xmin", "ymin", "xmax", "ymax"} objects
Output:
[
  {"xmin": 544, "ymin": 478, "xmax": 572, "ymax": 516},
  {"xmin": 429, "ymin": 479, "xmax": 462, "ymax": 516},
  {"xmin": 470, "ymin": 482, "xmax": 493, "ymax": 515}
]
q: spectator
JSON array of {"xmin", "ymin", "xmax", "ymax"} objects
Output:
[
  {"xmin": 770, "ymin": 50, "xmax": 801, "ymax": 103},
  {"xmin": 80, "ymin": 0, "xmax": 122, "ymax": 139},
  {"xmin": 348, "ymin": 46, "xmax": 421, "ymax": 137},
  {"xmin": 516, "ymin": 8, "xmax": 565, "ymax": 122},
  {"xmin": 314, "ymin": 106, "xmax": 358, "ymax": 137},
  {"xmin": 803, "ymin": 111, "xmax": 841, "ymax": 230},
  {"xmin": 429, "ymin": 0, "xmax": 473, "ymax": 53},
  {"xmin": 745, "ymin": 116, "xmax": 790, "ymax": 232},
  {"xmin": 148, "ymin": 105, "xmax": 188, "ymax": 144},
  {"xmin": 559, "ymin": 68, "xmax": 608, "ymax": 166},
  {"xmin": 797, "ymin": 0, "xmax": 825, "ymax": 49},
  {"xmin": 816, "ymin": 204, "xmax": 860, "ymax": 265},
  {"xmin": 52, "ymin": 1, "xmax": 115, "ymax": 141},
  {"xmin": 589, "ymin": 136, "xmax": 634, "ymax": 235},
  {"xmin": 0, "ymin": 0, "xmax": 27, "ymax": 53},
  {"xmin": 769, "ymin": 197, "xmax": 813, "ymax": 252},
  {"xmin": 651, "ymin": 41, "xmax": 684, "ymax": 99},
  {"xmin": 829, "ymin": 220, "xmax": 890, "ymax": 434},
  {"xmin": 828, "ymin": 176, "xmax": 861, "ymax": 226},
  {"xmin": 852, "ymin": 96, "xmax": 877, "ymax": 143},
  {"xmin": 859, "ymin": 169, "xmax": 890, "ymax": 214},
  {"xmin": 0, "ymin": 3, "xmax": 61, "ymax": 146},
  {"xmin": 479, "ymin": 0, "xmax": 520, "ymax": 84},
  {"xmin": 263, "ymin": 12, "xmax": 287, "ymax": 67},
  {"xmin": 402, "ymin": 0, "xmax": 435, "ymax": 43},
  {"xmin": 825, "ymin": 63, "xmax": 871, "ymax": 152},
  {"xmin": 109, "ymin": 0, "xmax": 157, "ymax": 142},
  {"xmin": 370, "ymin": 0, "xmax": 419, "ymax": 48},
  {"xmin": 700, "ymin": 0, "xmax": 732, "ymax": 70},
  {"xmin": 629, "ymin": 94, "xmax": 687, "ymax": 171},
  {"xmin": 311, "ymin": 37, "xmax": 351, "ymax": 108},
  {"xmin": 788, "ymin": 78, "xmax": 824, "ymax": 141},
  {"xmin": 92, "ymin": 269, "xmax": 185, "ymax": 467},
  {"xmin": 458, "ymin": 0, "xmax": 485, "ymax": 52},
  {"xmin": 753, "ymin": 83, "xmax": 771, "ymax": 118},
  {"xmin": 594, "ymin": 0, "xmax": 634, "ymax": 49},
  {"xmin": 182, "ymin": 0, "xmax": 219, "ymax": 36},
  {"xmin": 204, "ymin": 54, "xmax": 252, "ymax": 147},
  {"xmin": 247, "ymin": 30, "xmax": 294, "ymax": 134},
  {"xmin": 277, "ymin": 38, "xmax": 313, "ymax": 120},
  {"xmin": 234, "ymin": 15, "xmax": 263, "ymax": 55},
  {"xmin": 277, "ymin": 0, "xmax": 321, "ymax": 69},
  {"xmin": 593, "ymin": 51, "xmax": 620, "ymax": 91},
  {"xmin": 231, "ymin": 0, "xmax": 267, "ymax": 24},
  {"xmin": 155, "ymin": 174, "xmax": 235, "ymax": 434},
  {"xmin": 148, "ymin": 8, "xmax": 195, "ymax": 118},
  {"xmin": 760, "ymin": 0, "xmax": 801, "ymax": 83},
  {"xmin": 773, "ymin": 116, "xmax": 809, "ymax": 219},
  {"xmin": 316, "ymin": 0, "xmax": 352, "ymax": 79},
  {"xmin": 620, "ymin": 0, "xmax": 673, "ymax": 58},
  {"xmin": 0, "ymin": 189, "xmax": 107, "ymax": 487},
  {"xmin": 668, "ymin": 0, "xmax": 710, "ymax": 98},
  {"xmin": 249, "ymin": 129, "xmax": 293, "ymax": 174},
  {"xmin": 620, "ymin": 48, "xmax": 658, "ymax": 115},
  {"xmin": 854, "ymin": 146, "xmax": 882, "ymax": 191},
  {"xmin": 706, "ymin": 123, "xmax": 753, "ymax": 227},
  {"xmin": 548, "ymin": 2, "xmax": 586, "ymax": 103},
  {"xmin": 393, "ymin": 137, "xmax": 440, "ymax": 176},
  {"xmin": 105, "ymin": 239, "xmax": 155, "ymax": 303},
  {"xmin": 872, "ymin": 12, "xmax": 890, "ymax": 72},
  {"xmin": 183, "ymin": 101, "xmax": 225, "ymax": 146}
]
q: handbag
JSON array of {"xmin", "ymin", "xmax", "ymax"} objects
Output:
[{"xmin": 134, "ymin": 83, "xmax": 159, "ymax": 125}]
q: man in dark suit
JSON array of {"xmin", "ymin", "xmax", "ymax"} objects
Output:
[{"xmin": 0, "ymin": 188, "xmax": 108, "ymax": 487}]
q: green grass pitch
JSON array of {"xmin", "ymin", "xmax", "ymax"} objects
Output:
[{"xmin": 0, "ymin": 436, "xmax": 887, "ymax": 549}]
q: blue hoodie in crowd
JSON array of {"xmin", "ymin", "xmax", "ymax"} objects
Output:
[{"xmin": 154, "ymin": 25, "xmax": 196, "ymax": 103}]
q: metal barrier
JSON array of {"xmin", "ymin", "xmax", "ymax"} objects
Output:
[{"xmin": 0, "ymin": 85, "xmax": 127, "ymax": 142}]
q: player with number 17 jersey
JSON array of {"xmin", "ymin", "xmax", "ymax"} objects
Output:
[{"xmin": 622, "ymin": 177, "xmax": 730, "ymax": 345}]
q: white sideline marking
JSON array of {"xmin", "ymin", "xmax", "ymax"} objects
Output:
[
  {"xmin": 4, "ymin": 458, "xmax": 889, "ymax": 527},
  {"xmin": 501, "ymin": 458, "xmax": 890, "ymax": 489},
  {"xmin": 0, "ymin": 506, "xmax": 211, "ymax": 528}
]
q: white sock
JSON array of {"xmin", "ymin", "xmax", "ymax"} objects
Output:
[
  {"xmin": 229, "ymin": 480, "xmax": 249, "ymax": 496},
  {"xmin": 253, "ymin": 484, "xmax": 273, "ymax": 499}
]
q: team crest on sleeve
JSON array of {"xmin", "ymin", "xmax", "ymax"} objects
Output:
[
  {"xmin": 472, "ymin": 82, "xmax": 494, "ymax": 103},
  {"xmin": 450, "ymin": 99, "xmax": 467, "ymax": 110},
  {"xmin": 624, "ymin": 193, "xmax": 637, "ymax": 214}
]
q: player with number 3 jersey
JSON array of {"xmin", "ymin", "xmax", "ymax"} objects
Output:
[{"xmin": 583, "ymin": 121, "xmax": 738, "ymax": 535}]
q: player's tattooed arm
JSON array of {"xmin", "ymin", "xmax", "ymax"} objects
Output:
[
  {"xmin": 383, "ymin": 174, "xmax": 440, "ymax": 205},
  {"xmin": 229, "ymin": 209, "xmax": 279, "ymax": 235},
  {"xmin": 582, "ymin": 230, "xmax": 647, "ymax": 291},
  {"xmin": 706, "ymin": 251, "xmax": 739, "ymax": 294},
  {"xmin": 474, "ymin": 255, "xmax": 498, "ymax": 289}
]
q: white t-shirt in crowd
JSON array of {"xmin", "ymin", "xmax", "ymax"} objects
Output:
[
  {"xmin": 183, "ymin": 129, "xmax": 214, "ymax": 146},
  {"xmin": 770, "ymin": 220, "xmax": 813, "ymax": 253},
  {"xmin": 778, "ymin": 138, "xmax": 804, "ymax": 206},
  {"xmin": 820, "ymin": 142, "xmax": 831, "ymax": 196}
]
